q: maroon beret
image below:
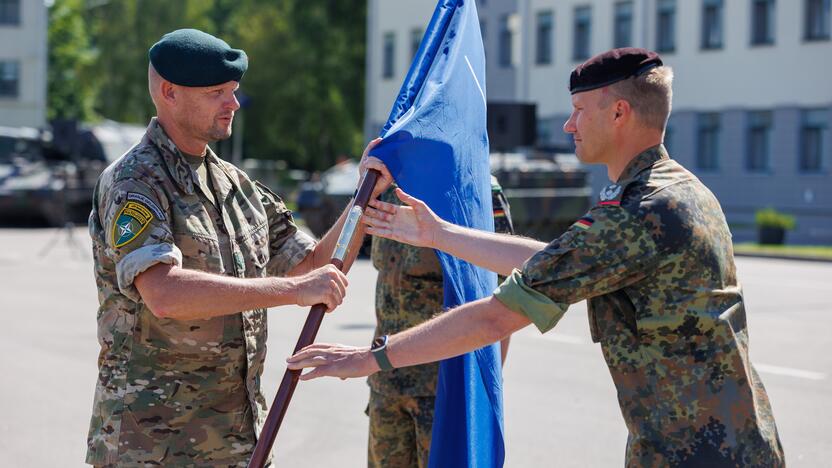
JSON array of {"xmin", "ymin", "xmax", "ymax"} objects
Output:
[{"xmin": 569, "ymin": 48, "xmax": 663, "ymax": 95}]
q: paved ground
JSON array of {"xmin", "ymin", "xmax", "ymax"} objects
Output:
[{"xmin": 0, "ymin": 227, "xmax": 829, "ymax": 466}]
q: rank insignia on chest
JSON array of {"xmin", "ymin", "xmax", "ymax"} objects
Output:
[{"xmin": 113, "ymin": 201, "xmax": 154, "ymax": 248}]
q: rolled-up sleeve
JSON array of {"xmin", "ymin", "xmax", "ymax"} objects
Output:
[
  {"xmin": 494, "ymin": 204, "xmax": 660, "ymax": 334},
  {"xmin": 255, "ymin": 181, "xmax": 316, "ymax": 276},
  {"xmin": 102, "ymin": 178, "xmax": 177, "ymax": 302}
]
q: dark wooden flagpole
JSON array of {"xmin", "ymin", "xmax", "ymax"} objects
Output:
[{"xmin": 247, "ymin": 169, "xmax": 381, "ymax": 468}]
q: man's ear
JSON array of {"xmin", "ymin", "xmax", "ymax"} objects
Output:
[
  {"xmin": 160, "ymin": 81, "xmax": 177, "ymax": 104},
  {"xmin": 614, "ymin": 99, "xmax": 631, "ymax": 123}
]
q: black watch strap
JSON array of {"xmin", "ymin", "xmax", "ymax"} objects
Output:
[{"xmin": 370, "ymin": 335, "xmax": 394, "ymax": 371}]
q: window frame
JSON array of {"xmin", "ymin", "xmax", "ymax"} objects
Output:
[
  {"xmin": 696, "ymin": 112, "xmax": 721, "ymax": 171},
  {"xmin": 656, "ymin": 0, "xmax": 677, "ymax": 53},
  {"xmin": 701, "ymin": 0, "xmax": 725, "ymax": 50},
  {"xmin": 0, "ymin": 0, "xmax": 21, "ymax": 26},
  {"xmin": 573, "ymin": 6, "xmax": 592, "ymax": 61},
  {"xmin": 535, "ymin": 10, "xmax": 554, "ymax": 65},
  {"xmin": 0, "ymin": 60, "xmax": 20, "ymax": 98},
  {"xmin": 799, "ymin": 108, "xmax": 829, "ymax": 173},
  {"xmin": 613, "ymin": 1, "xmax": 634, "ymax": 48},
  {"xmin": 804, "ymin": 0, "xmax": 831, "ymax": 41},
  {"xmin": 750, "ymin": 0, "xmax": 776, "ymax": 46},
  {"xmin": 745, "ymin": 110, "xmax": 773, "ymax": 173},
  {"xmin": 381, "ymin": 32, "xmax": 396, "ymax": 80}
]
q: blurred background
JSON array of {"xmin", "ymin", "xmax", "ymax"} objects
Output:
[
  {"xmin": 1, "ymin": 0, "xmax": 830, "ymax": 251},
  {"xmin": 0, "ymin": 0, "xmax": 831, "ymax": 466}
]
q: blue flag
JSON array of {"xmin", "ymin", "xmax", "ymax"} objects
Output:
[{"xmin": 370, "ymin": 1, "xmax": 505, "ymax": 466}]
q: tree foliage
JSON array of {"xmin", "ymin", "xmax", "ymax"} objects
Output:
[
  {"xmin": 47, "ymin": 0, "xmax": 366, "ymax": 171},
  {"xmin": 47, "ymin": 0, "xmax": 96, "ymax": 121}
]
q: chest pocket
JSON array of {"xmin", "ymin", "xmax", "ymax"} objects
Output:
[{"xmin": 238, "ymin": 220, "xmax": 270, "ymax": 277}]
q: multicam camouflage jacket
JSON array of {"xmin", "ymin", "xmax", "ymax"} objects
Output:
[
  {"xmin": 494, "ymin": 145, "xmax": 784, "ymax": 466},
  {"xmin": 85, "ymin": 118, "xmax": 315, "ymax": 466},
  {"xmin": 370, "ymin": 178, "xmax": 514, "ymax": 397}
]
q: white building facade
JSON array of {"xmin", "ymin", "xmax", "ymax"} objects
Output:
[
  {"xmin": 0, "ymin": 0, "xmax": 47, "ymax": 128},
  {"xmin": 367, "ymin": 0, "xmax": 832, "ymax": 243}
]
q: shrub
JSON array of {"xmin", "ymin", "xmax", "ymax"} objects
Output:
[{"xmin": 755, "ymin": 208, "xmax": 796, "ymax": 230}]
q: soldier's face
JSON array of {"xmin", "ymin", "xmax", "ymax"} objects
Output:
[
  {"xmin": 563, "ymin": 89, "xmax": 614, "ymax": 165},
  {"xmin": 175, "ymin": 81, "xmax": 241, "ymax": 143}
]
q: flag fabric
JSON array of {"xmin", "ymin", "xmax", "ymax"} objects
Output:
[{"xmin": 369, "ymin": 1, "xmax": 505, "ymax": 466}]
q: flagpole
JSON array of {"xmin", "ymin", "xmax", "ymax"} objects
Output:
[{"xmin": 247, "ymin": 169, "xmax": 381, "ymax": 468}]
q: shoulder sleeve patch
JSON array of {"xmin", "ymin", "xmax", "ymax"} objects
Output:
[
  {"xmin": 112, "ymin": 201, "xmax": 155, "ymax": 248},
  {"xmin": 126, "ymin": 192, "xmax": 165, "ymax": 220}
]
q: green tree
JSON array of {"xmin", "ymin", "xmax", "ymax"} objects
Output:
[
  {"xmin": 48, "ymin": 0, "xmax": 367, "ymax": 171},
  {"xmin": 47, "ymin": 0, "xmax": 96, "ymax": 121},
  {"xmin": 230, "ymin": 0, "xmax": 366, "ymax": 169}
]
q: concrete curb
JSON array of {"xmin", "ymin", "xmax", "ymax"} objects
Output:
[{"xmin": 734, "ymin": 251, "xmax": 832, "ymax": 263}]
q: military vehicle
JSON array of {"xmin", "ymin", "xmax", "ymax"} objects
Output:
[
  {"xmin": 492, "ymin": 149, "xmax": 591, "ymax": 242},
  {"xmin": 295, "ymin": 151, "xmax": 591, "ymax": 244},
  {"xmin": 295, "ymin": 159, "xmax": 359, "ymax": 239},
  {"xmin": 0, "ymin": 121, "xmax": 144, "ymax": 226},
  {"xmin": 296, "ymin": 102, "xmax": 591, "ymax": 243}
]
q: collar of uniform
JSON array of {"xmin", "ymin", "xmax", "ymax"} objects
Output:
[
  {"xmin": 204, "ymin": 146, "xmax": 238, "ymax": 206},
  {"xmin": 145, "ymin": 117, "xmax": 196, "ymax": 195},
  {"xmin": 615, "ymin": 144, "xmax": 669, "ymax": 184}
]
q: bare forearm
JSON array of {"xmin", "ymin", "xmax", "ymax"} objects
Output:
[
  {"xmin": 385, "ymin": 296, "xmax": 530, "ymax": 369},
  {"xmin": 434, "ymin": 222, "xmax": 546, "ymax": 276},
  {"xmin": 137, "ymin": 265, "xmax": 299, "ymax": 320}
]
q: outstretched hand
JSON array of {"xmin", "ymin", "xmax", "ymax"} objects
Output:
[
  {"xmin": 361, "ymin": 188, "xmax": 443, "ymax": 249},
  {"xmin": 286, "ymin": 343, "xmax": 379, "ymax": 381}
]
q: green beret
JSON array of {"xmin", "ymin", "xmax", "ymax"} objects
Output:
[
  {"xmin": 570, "ymin": 47, "xmax": 662, "ymax": 95},
  {"xmin": 148, "ymin": 28, "xmax": 248, "ymax": 87}
]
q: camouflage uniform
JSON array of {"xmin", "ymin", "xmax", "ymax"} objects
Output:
[
  {"xmin": 369, "ymin": 178, "xmax": 513, "ymax": 468},
  {"xmin": 85, "ymin": 118, "xmax": 315, "ymax": 467},
  {"xmin": 494, "ymin": 145, "xmax": 784, "ymax": 467}
]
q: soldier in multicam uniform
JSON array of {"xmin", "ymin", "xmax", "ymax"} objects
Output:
[
  {"xmin": 368, "ymin": 178, "xmax": 514, "ymax": 468},
  {"xmin": 289, "ymin": 48, "xmax": 786, "ymax": 467},
  {"xmin": 85, "ymin": 29, "xmax": 392, "ymax": 467}
]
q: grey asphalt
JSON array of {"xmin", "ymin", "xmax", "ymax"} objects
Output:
[{"xmin": 0, "ymin": 227, "xmax": 829, "ymax": 467}]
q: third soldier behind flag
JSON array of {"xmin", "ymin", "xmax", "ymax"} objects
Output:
[{"xmin": 368, "ymin": 177, "xmax": 514, "ymax": 468}]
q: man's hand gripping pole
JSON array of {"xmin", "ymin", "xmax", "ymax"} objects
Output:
[{"xmin": 247, "ymin": 169, "xmax": 381, "ymax": 468}]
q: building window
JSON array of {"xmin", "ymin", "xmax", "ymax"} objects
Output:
[
  {"xmin": 801, "ymin": 109, "xmax": 828, "ymax": 172},
  {"xmin": 573, "ymin": 6, "xmax": 592, "ymax": 61},
  {"xmin": 614, "ymin": 2, "xmax": 634, "ymax": 48},
  {"xmin": 536, "ymin": 11, "xmax": 554, "ymax": 65},
  {"xmin": 656, "ymin": 0, "xmax": 676, "ymax": 52},
  {"xmin": 0, "ymin": 0, "xmax": 20, "ymax": 26},
  {"xmin": 382, "ymin": 32, "xmax": 395, "ymax": 79},
  {"xmin": 697, "ymin": 113, "xmax": 721, "ymax": 170},
  {"xmin": 0, "ymin": 61, "xmax": 19, "ymax": 98},
  {"xmin": 498, "ymin": 15, "xmax": 512, "ymax": 67},
  {"xmin": 410, "ymin": 29, "xmax": 423, "ymax": 60},
  {"xmin": 751, "ymin": 0, "xmax": 776, "ymax": 45},
  {"xmin": 746, "ymin": 111, "xmax": 772, "ymax": 172},
  {"xmin": 701, "ymin": 0, "xmax": 724, "ymax": 49},
  {"xmin": 805, "ymin": 0, "xmax": 831, "ymax": 40}
]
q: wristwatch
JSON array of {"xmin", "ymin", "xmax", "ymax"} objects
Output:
[{"xmin": 370, "ymin": 335, "xmax": 394, "ymax": 371}]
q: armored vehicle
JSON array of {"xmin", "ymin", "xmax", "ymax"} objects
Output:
[
  {"xmin": 0, "ymin": 121, "xmax": 144, "ymax": 226},
  {"xmin": 492, "ymin": 150, "xmax": 591, "ymax": 242},
  {"xmin": 295, "ymin": 152, "xmax": 591, "ymax": 245}
]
